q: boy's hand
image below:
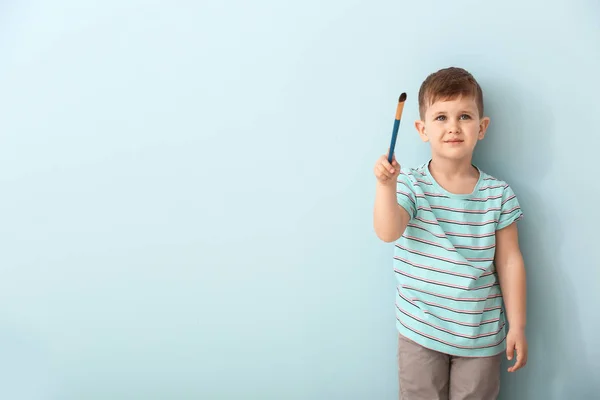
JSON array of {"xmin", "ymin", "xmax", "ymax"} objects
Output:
[
  {"xmin": 374, "ymin": 153, "xmax": 400, "ymax": 186},
  {"xmin": 506, "ymin": 328, "xmax": 528, "ymax": 372}
]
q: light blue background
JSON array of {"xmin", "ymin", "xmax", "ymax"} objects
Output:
[{"xmin": 0, "ymin": 0, "xmax": 598, "ymax": 399}]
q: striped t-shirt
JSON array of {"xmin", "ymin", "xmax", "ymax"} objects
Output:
[{"xmin": 394, "ymin": 161, "xmax": 523, "ymax": 357}]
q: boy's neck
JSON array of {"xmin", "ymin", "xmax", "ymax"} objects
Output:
[{"xmin": 429, "ymin": 156, "xmax": 479, "ymax": 180}]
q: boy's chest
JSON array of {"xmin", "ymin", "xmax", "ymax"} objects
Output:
[
  {"xmin": 432, "ymin": 176, "xmax": 479, "ymax": 196},
  {"xmin": 412, "ymin": 195, "xmax": 501, "ymax": 254},
  {"xmin": 415, "ymin": 195, "xmax": 502, "ymax": 228}
]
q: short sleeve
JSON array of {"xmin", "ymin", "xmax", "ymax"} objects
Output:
[
  {"xmin": 496, "ymin": 184, "xmax": 523, "ymax": 230},
  {"xmin": 396, "ymin": 171, "xmax": 417, "ymax": 219}
]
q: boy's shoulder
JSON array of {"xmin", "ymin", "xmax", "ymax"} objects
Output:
[
  {"xmin": 399, "ymin": 162, "xmax": 428, "ymax": 178},
  {"xmin": 476, "ymin": 168, "xmax": 512, "ymax": 189},
  {"xmin": 398, "ymin": 163, "xmax": 430, "ymax": 187}
]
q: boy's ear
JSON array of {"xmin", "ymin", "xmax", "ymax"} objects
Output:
[
  {"xmin": 415, "ymin": 120, "xmax": 429, "ymax": 142},
  {"xmin": 478, "ymin": 116, "xmax": 491, "ymax": 140}
]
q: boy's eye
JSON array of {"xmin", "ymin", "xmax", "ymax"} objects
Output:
[
  {"xmin": 460, "ymin": 114, "xmax": 471, "ymax": 120},
  {"xmin": 435, "ymin": 115, "xmax": 446, "ymax": 121}
]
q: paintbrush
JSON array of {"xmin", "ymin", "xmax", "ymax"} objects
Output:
[{"xmin": 387, "ymin": 92, "xmax": 407, "ymax": 163}]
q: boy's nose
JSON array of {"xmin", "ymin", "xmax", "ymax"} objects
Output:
[{"xmin": 448, "ymin": 124, "xmax": 461, "ymax": 134}]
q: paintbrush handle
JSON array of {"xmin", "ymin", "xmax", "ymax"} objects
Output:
[{"xmin": 388, "ymin": 119, "xmax": 400, "ymax": 163}]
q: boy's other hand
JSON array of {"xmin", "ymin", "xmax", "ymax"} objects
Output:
[
  {"xmin": 374, "ymin": 153, "xmax": 400, "ymax": 186},
  {"xmin": 506, "ymin": 328, "xmax": 528, "ymax": 372}
]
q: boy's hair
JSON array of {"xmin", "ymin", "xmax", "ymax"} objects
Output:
[{"xmin": 418, "ymin": 67, "xmax": 484, "ymax": 119}]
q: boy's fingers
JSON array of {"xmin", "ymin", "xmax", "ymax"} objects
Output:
[
  {"xmin": 380, "ymin": 157, "xmax": 395, "ymax": 173},
  {"xmin": 506, "ymin": 338, "xmax": 522, "ymax": 372},
  {"xmin": 506, "ymin": 347, "xmax": 514, "ymax": 361},
  {"xmin": 378, "ymin": 159, "xmax": 392, "ymax": 173},
  {"xmin": 376, "ymin": 164, "xmax": 391, "ymax": 179},
  {"xmin": 506, "ymin": 338, "xmax": 515, "ymax": 361},
  {"xmin": 514, "ymin": 357, "xmax": 524, "ymax": 371},
  {"xmin": 507, "ymin": 355, "xmax": 517, "ymax": 372},
  {"xmin": 389, "ymin": 155, "xmax": 400, "ymax": 171},
  {"xmin": 508, "ymin": 354, "xmax": 523, "ymax": 372},
  {"xmin": 514, "ymin": 343, "xmax": 527, "ymax": 371},
  {"xmin": 382, "ymin": 165, "xmax": 393, "ymax": 178}
]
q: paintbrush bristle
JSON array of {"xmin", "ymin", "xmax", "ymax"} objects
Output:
[{"xmin": 399, "ymin": 92, "xmax": 407, "ymax": 102}]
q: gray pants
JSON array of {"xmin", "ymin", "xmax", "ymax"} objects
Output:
[{"xmin": 397, "ymin": 334, "xmax": 502, "ymax": 400}]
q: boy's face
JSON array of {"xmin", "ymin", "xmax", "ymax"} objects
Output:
[{"xmin": 414, "ymin": 95, "xmax": 490, "ymax": 162}]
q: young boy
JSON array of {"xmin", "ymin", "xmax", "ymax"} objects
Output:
[{"xmin": 373, "ymin": 67, "xmax": 528, "ymax": 400}]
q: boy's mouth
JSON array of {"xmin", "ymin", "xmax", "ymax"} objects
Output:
[{"xmin": 444, "ymin": 139, "xmax": 464, "ymax": 143}]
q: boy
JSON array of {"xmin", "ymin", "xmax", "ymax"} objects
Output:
[{"xmin": 373, "ymin": 67, "xmax": 528, "ymax": 400}]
